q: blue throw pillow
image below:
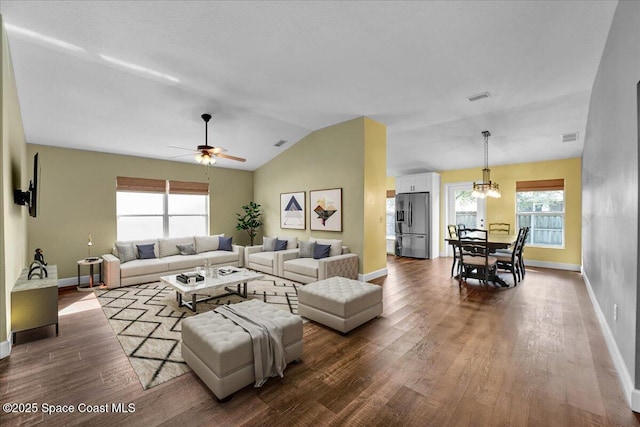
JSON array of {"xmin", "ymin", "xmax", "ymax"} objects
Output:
[
  {"xmin": 274, "ymin": 239, "xmax": 288, "ymax": 251},
  {"xmin": 219, "ymin": 236, "xmax": 233, "ymax": 251},
  {"xmin": 313, "ymin": 243, "xmax": 331, "ymax": 259},
  {"xmin": 137, "ymin": 243, "xmax": 156, "ymax": 259}
]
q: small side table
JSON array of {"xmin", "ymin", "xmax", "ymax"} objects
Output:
[{"xmin": 77, "ymin": 258, "xmax": 103, "ymax": 291}]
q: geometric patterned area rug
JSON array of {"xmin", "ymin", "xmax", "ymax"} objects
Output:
[{"xmin": 94, "ymin": 274, "xmax": 302, "ymax": 390}]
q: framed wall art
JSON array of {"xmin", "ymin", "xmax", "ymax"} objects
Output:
[
  {"xmin": 280, "ymin": 191, "xmax": 306, "ymax": 229},
  {"xmin": 310, "ymin": 188, "xmax": 342, "ymax": 232}
]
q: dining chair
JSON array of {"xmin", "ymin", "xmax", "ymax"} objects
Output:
[
  {"xmin": 518, "ymin": 226, "xmax": 530, "ymax": 279},
  {"xmin": 495, "ymin": 227, "xmax": 526, "ymax": 285},
  {"xmin": 456, "ymin": 228, "xmax": 498, "ymax": 290},
  {"xmin": 489, "ymin": 222, "xmax": 511, "ymax": 234},
  {"xmin": 447, "ymin": 224, "xmax": 461, "ymax": 277}
]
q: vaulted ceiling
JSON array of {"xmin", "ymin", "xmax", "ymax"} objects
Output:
[{"xmin": 0, "ymin": 1, "xmax": 617, "ymax": 175}]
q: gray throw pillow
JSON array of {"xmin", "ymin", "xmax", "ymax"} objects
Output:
[
  {"xmin": 299, "ymin": 242, "xmax": 316, "ymax": 258},
  {"xmin": 218, "ymin": 236, "xmax": 233, "ymax": 251},
  {"xmin": 137, "ymin": 243, "xmax": 156, "ymax": 259},
  {"xmin": 313, "ymin": 243, "xmax": 331, "ymax": 260},
  {"xmin": 263, "ymin": 236, "xmax": 276, "ymax": 252},
  {"xmin": 176, "ymin": 243, "xmax": 196, "ymax": 256},
  {"xmin": 116, "ymin": 244, "xmax": 136, "ymax": 263},
  {"xmin": 274, "ymin": 239, "xmax": 288, "ymax": 251},
  {"xmin": 299, "ymin": 241, "xmax": 316, "ymax": 258}
]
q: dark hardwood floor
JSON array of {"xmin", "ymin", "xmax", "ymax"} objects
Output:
[{"xmin": 1, "ymin": 256, "xmax": 639, "ymax": 426}]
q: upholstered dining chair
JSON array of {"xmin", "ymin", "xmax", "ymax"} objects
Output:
[
  {"xmin": 518, "ymin": 226, "xmax": 530, "ymax": 279},
  {"xmin": 447, "ymin": 224, "xmax": 461, "ymax": 277},
  {"xmin": 456, "ymin": 228, "xmax": 498, "ymax": 290},
  {"xmin": 495, "ymin": 227, "xmax": 526, "ymax": 285}
]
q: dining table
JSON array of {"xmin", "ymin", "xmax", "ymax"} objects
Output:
[{"xmin": 445, "ymin": 232, "xmax": 519, "ymax": 287}]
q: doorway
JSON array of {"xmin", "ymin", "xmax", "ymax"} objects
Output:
[{"xmin": 444, "ymin": 182, "xmax": 486, "ymax": 256}]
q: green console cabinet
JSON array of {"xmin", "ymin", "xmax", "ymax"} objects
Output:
[{"xmin": 11, "ymin": 265, "xmax": 58, "ymax": 343}]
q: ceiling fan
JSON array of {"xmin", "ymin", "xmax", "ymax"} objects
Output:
[{"xmin": 168, "ymin": 113, "xmax": 246, "ymax": 165}]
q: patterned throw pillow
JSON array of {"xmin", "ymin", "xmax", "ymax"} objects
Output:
[
  {"xmin": 313, "ymin": 243, "xmax": 331, "ymax": 259},
  {"xmin": 176, "ymin": 243, "xmax": 196, "ymax": 256},
  {"xmin": 137, "ymin": 244, "xmax": 156, "ymax": 259},
  {"xmin": 263, "ymin": 236, "xmax": 276, "ymax": 251},
  {"xmin": 299, "ymin": 241, "xmax": 316, "ymax": 258},
  {"xmin": 116, "ymin": 243, "xmax": 136, "ymax": 263},
  {"xmin": 274, "ymin": 239, "xmax": 288, "ymax": 251},
  {"xmin": 219, "ymin": 236, "xmax": 233, "ymax": 251}
]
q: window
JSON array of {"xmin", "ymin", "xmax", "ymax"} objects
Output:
[
  {"xmin": 116, "ymin": 177, "xmax": 209, "ymax": 240},
  {"xmin": 386, "ymin": 190, "xmax": 395, "ymax": 238},
  {"xmin": 516, "ymin": 179, "xmax": 565, "ymax": 248}
]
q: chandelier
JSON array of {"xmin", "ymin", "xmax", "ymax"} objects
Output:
[{"xmin": 472, "ymin": 130, "xmax": 501, "ymax": 199}]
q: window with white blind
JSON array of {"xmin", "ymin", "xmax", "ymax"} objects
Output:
[
  {"xmin": 116, "ymin": 177, "xmax": 209, "ymax": 240},
  {"xmin": 516, "ymin": 179, "xmax": 565, "ymax": 248}
]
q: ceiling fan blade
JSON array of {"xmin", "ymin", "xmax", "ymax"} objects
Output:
[
  {"xmin": 204, "ymin": 146, "xmax": 227, "ymax": 154},
  {"xmin": 168, "ymin": 153, "xmax": 195, "ymax": 159},
  {"xmin": 216, "ymin": 153, "xmax": 246, "ymax": 162},
  {"xmin": 167, "ymin": 145, "xmax": 193, "ymax": 152}
]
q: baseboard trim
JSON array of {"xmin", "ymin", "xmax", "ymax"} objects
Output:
[
  {"xmin": 0, "ymin": 338, "xmax": 11, "ymax": 359},
  {"xmin": 582, "ymin": 268, "xmax": 639, "ymax": 411},
  {"xmin": 57, "ymin": 274, "xmax": 100, "ymax": 288},
  {"xmin": 359, "ymin": 268, "xmax": 388, "ymax": 282},
  {"xmin": 524, "ymin": 259, "xmax": 581, "ymax": 271}
]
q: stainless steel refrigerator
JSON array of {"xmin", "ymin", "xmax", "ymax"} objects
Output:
[{"xmin": 395, "ymin": 192, "xmax": 430, "ymax": 259}]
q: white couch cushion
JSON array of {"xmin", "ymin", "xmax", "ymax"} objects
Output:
[
  {"xmin": 284, "ymin": 258, "xmax": 319, "ymax": 278},
  {"xmin": 120, "ymin": 258, "xmax": 169, "ymax": 278},
  {"xmin": 164, "ymin": 253, "xmax": 209, "ymax": 271},
  {"xmin": 309, "ymin": 238, "xmax": 342, "ymax": 257},
  {"xmin": 249, "ymin": 252, "xmax": 275, "ymax": 267},
  {"xmin": 283, "ymin": 237, "xmax": 298, "ymax": 250},
  {"xmin": 208, "ymin": 251, "xmax": 241, "ymax": 265},
  {"xmin": 195, "ymin": 234, "xmax": 223, "ymax": 253},
  {"xmin": 159, "ymin": 236, "xmax": 195, "ymax": 258}
]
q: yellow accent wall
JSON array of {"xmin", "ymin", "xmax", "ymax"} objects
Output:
[
  {"xmin": 254, "ymin": 117, "xmax": 387, "ymax": 276},
  {"xmin": 386, "ymin": 176, "xmax": 395, "ymax": 191},
  {"xmin": 1, "ymin": 19, "xmax": 29, "ymax": 347},
  {"xmin": 363, "ymin": 118, "xmax": 387, "ymax": 274},
  {"xmin": 439, "ymin": 157, "xmax": 582, "ymax": 266},
  {"xmin": 26, "ymin": 144, "xmax": 254, "ymax": 280}
]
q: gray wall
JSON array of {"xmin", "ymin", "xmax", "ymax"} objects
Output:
[{"xmin": 582, "ymin": 0, "xmax": 640, "ymax": 384}]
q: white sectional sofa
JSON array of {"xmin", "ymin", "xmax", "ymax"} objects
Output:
[{"xmin": 102, "ymin": 235, "xmax": 243, "ymax": 288}]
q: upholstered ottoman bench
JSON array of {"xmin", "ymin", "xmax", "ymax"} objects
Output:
[
  {"xmin": 297, "ymin": 276, "xmax": 383, "ymax": 333},
  {"xmin": 181, "ymin": 299, "xmax": 303, "ymax": 401}
]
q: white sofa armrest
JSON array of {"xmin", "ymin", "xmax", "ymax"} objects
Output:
[
  {"xmin": 274, "ymin": 249, "xmax": 300, "ymax": 277},
  {"xmin": 231, "ymin": 244, "xmax": 244, "ymax": 267},
  {"xmin": 102, "ymin": 254, "xmax": 121, "ymax": 288},
  {"xmin": 319, "ymin": 253, "xmax": 359, "ymax": 281},
  {"xmin": 244, "ymin": 245, "xmax": 264, "ymax": 260}
]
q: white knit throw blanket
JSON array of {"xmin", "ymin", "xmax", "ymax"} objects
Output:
[{"xmin": 214, "ymin": 305, "xmax": 286, "ymax": 387}]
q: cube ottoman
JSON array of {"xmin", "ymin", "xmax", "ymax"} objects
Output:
[
  {"xmin": 181, "ymin": 299, "xmax": 303, "ymax": 401},
  {"xmin": 297, "ymin": 276, "xmax": 383, "ymax": 333}
]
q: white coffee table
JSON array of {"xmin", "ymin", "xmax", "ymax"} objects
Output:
[{"xmin": 160, "ymin": 267, "xmax": 263, "ymax": 312}]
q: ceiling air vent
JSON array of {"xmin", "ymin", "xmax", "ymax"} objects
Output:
[
  {"xmin": 561, "ymin": 132, "xmax": 579, "ymax": 143},
  {"xmin": 466, "ymin": 92, "xmax": 491, "ymax": 102},
  {"xmin": 274, "ymin": 139, "xmax": 287, "ymax": 147}
]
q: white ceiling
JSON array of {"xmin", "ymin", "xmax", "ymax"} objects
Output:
[{"xmin": 0, "ymin": 1, "xmax": 617, "ymax": 175}]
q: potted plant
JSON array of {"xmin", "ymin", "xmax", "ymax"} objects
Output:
[{"xmin": 236, "ymin": 201, "xmax": 263, "ymax": 246}]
